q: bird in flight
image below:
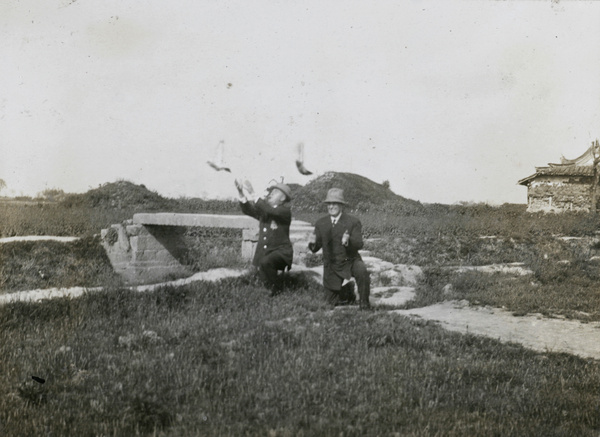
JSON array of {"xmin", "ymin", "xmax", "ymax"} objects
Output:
[
  {"xmin": 207, "ymin": 140, "xmax": 231, "ymax": 172},
  {"xmin": 295, "ymin": 142, "xmax": 313, "ymax": 175}
]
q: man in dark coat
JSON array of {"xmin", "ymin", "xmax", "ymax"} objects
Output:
[
  {"xmin": 235, "ymin": 179, "xmax": 293, "ymax": 295},
  {"xmin": 308, "ymin": 188, "xmax": 371, "ymax": 309}
]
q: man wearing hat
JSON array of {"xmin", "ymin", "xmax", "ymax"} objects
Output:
[
  {"xmin": 308, "ymin": 188, "xmax": 371, "ymax": 309},
  {"xmin": 235, "ymin": 179, "xmax": 293, "ymax": 295}
]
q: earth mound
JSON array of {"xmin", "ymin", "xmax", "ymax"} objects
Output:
[
  {"xmin": 62, "ymin": 180, "xmax": 174, "ymax": 210},
  {"xmin": 292, "ymin": 172, "xmax": 422, "ymax": 213}
]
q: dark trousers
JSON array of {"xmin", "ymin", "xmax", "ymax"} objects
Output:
[
  {"xmin": 325, "ymin": 259, "xmax": 370, "ymax": 307},
  {"xmin": 258, "ymin": 252, "xmax": 288, "ymax": 293}
]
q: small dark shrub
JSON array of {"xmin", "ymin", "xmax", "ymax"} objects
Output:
[{"xmin": 17, "ymin": 380, "xmax": 47, "ymax": 406}]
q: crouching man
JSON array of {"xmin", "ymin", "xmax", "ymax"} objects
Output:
[
  {"xmin": 235, "ymin": 179, "xmax": 293, "ymax": 295},
  {"xmin": 308, "ymin": 188, "xmax": 371, "ymax": 309}
]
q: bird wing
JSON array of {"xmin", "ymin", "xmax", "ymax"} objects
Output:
[
  {"xmin": 206, "ymin": 140, "xmax": 231, "ymax": 172},
  {"xmin": 295, "ymin": 143, "xmax": 313, "ymax": 175},
  {"xmin": 296, "ymin": 160, "xmax": 313, "ymax": 175},
  {"xmin": 207, "ymin": 161, "xmax": 231, "ymax": 172}
]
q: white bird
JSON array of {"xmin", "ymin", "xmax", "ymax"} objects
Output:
[
  {"xmin": 295, "ymin": 142, "xmax": 313, "ymax": 175},
  {"xmin": 206, "ymin": 140, "xmax": 231, "ymax": 172}
]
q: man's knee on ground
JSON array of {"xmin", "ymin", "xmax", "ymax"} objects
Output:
[
  {"xmin": 258, "ymin": 257, "xmax": 271, "ymax": 271},
  {"xmin": 259, "ymin": 256, "xmax": 280, "ymax": 273}
]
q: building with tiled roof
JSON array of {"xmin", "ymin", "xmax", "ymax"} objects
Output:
[{"xmin": 518, "ymin": 143, "xmax": 599, "ymax": 212}]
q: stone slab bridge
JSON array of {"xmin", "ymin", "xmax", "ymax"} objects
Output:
[{"xmin": 101, "ymin": 213, "xmax": 314, "ymax": 284}]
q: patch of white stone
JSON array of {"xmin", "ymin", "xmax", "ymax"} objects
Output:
[
  {"xmin": 393, "ymin": 300, "xmax": 600, "ymax": 360},
  {"xmin": 0, "ymin": 236, "xmax": 80, "ymax": 244},
  {"xmin": 0, "ymin": 268, "xmax": 249, "ymax": 306},
  {"xmin": 292, "ymin": 252, "xmax": 423, "ymax": 308},
  {"xmin": 451, "ymin": 262, "xmax": 533, "ymax": 276}
]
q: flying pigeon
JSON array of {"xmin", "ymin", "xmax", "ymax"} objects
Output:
[
  {"xmin": 207, "ymin": 161, "xmax": 231, "ymax": 172},
  {"xmin": 206, "ymin": 140, "xmax": 231, "ymax": 172},
  {"xmin": 295, "ymin": 143, "xmax": 313, "ymax": 175}
]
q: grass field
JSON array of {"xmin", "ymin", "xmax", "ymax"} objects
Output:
[
  {"xmin": 2, "ymin": 277, "xmax": 599, "ymax": 436},
  {"xmin": 2, "ymin": 194, "xmax": 600, "ymax": 435}
]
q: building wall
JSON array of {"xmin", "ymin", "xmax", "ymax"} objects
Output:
[{"xmin": 526, "ymin": 176, "xmax": 592, "ymax": 212}]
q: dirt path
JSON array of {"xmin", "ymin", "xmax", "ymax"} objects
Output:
[
  {"xmin": 4, "ymin": 269, "xmax": 600, "ymax": 360},
  {"xmin": 0, "ymin": 236, "xmax": 79, "ymax": 244},
  {"xmin": 393, "ymin": 300, "xmax": 600, "ymax": 360},
  {"xmin": 0, "ymin": 268, "xmax": 248, "ymax": 306}
]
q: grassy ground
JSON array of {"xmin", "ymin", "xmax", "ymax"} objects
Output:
[
  {"xmin": 0, "ymin": 198, "xmax": 239, "ymax": 238},
  {"xmin": 0, "ymin": 236, "xmax": 120, "ymax": 292},
  {"xmin": 406, "ymin": 267, "xmax": 600, "ymax": 322},
  {"xmin": 1, "ymin": 275, "xmax": 599, "ymax": 436},
  {"xmin": 3, "ymin": 198, "xmax": 600, "ymax": 434},
  {"xmin": 0, "ymin": 202, "xmax": 137, "ymax": 238},
  {"xmin": 0, "ymin": 229, "xmax": 244, "ymax": 294},
  {"xmin": 358, "ymin": 208, "xmax": 600, "ymax": 323}
]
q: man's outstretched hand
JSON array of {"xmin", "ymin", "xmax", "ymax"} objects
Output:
[
  {"xmin": 243, "ymin": 179, "xmax": 255, "ymax": 196},
  {"xmin": 234, "ymin": 179, "xmax": 245, "ymax": 197}
]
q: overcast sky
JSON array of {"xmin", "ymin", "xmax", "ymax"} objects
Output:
[{"xmin": 2, "ymin": 0, "xmax": 600, "ymax": 204}]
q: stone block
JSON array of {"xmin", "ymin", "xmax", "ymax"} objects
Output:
[
  {"xmin": 133, "ymin": 213, "xmax": 258, "ymax": 230},
  {"xmin": 242, "ymin": 240, "xmax": 257, "ymax": 261},
  {"xmin": 130, "ymin": 234, "xmax": 166, "ymax": 252},
  {"xmin": 374, "ymin": 269, "xmax": 407, "ymax": 287},
  {"xmin": 102, "ymin": 215, "xmax": 310, "ymax": 284},
  {"xmin": 126, "ymin": 224, "xmax": 143, "ymax": 237},
  {"xmin": 242, "ymin": 229, "xmax": 259, "ymax": 241},
  {"xmin": 361, "ymin": 256, "xmax": 395, "ymax": 273}
]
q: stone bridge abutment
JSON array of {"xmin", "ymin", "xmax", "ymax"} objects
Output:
[{"xmin": 101, "ymin": 213, "xmax": 313, "ymax": 284}]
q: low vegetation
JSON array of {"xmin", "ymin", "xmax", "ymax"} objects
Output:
[
  {"xmin": 181, "ymin": 227, "xmax": 247, "ymax": 271},
  {"xmin": 0, "ymin": 236, "xmax": 119, "ymax": 292},
  {"xmin": 1, "ymin": 176, "xmax": 600, "ymax": 435},
  {"xmin": 1, "ymin": 278, "xmax": 599, "ymax": 436},
  {"xmin": 0, "ymin": 181, "xmax": 239, "ymax": 238}
]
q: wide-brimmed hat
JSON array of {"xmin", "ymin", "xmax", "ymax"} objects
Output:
[
  {"xmin": 323, "ymin": 188, "xmax": 347, "ymax": 205},
  {"xmin": 268, "ymin": 183, "xmax": 292, "ymax": 200}
]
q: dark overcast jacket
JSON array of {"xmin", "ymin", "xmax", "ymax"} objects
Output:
[
  {"xmin": 308, "ymin": 212, "xmax": 364, "ymax": 290},
  {"xmin": 240, "ymin": 198, "xmax": 293, "ymax": 268}
]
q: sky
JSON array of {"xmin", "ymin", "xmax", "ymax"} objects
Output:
[{"xmin": 2, "ymin": 0, "xmax": 600, "ymax": 205}]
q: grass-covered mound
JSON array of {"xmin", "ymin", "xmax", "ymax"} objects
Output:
[
  {"xmin": 292, "ymin": 172, "xmax": 422, "ymax": 213},
  {"xmin": 60, "ymin": 180, "xmax": 240, "ymax": 214},
  {"xmin": 61, "ymin": 181, "xmax": 175, "ymax": 210}
]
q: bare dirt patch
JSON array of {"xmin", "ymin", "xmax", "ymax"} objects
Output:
[
  {"xmin": 0, "ymin": 236, "xmax": 79, "ymax": 244},
  {"xmin": 394, "ymin": 300, "xmax": 600, "ymax": 360},
  {"xmin": 0, "ymin": 268, "xmax": 248, "ymax": 306}
]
